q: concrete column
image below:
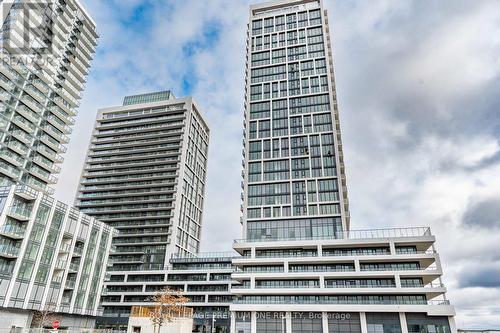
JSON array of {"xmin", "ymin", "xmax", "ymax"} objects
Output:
[
  {"xmin": 319, "ymin": 276, "xmax": 325, "ymax": 288},
  {"xmin": 251, "ymin": 247, "xmax": 256, "ymax": 258},
  {"xmin": 448, "ymin": 316, "xmax": 458, "ymax": 333},
  {"xmin": 250, "ymin": 277, "xmax": 255, "ymax": 289},
  {"xmin": 251, "ymin": 311, "xmax": 257, "ymax": 333},
  {"xmin": 230, "ymin": 311, "xmax": 236, "ymax": 333},
  {"xmin": 286, "ymin": 312, "xmax": 292, "ymax": 333},
  {"xmin": 354, "ymin": 259, "xmax": 360, "ymax": 272},
  {"xmin": 389, "ymin": 242, "xmax": 396, "ymax": 255},
  {"xmin": 318, "ymin": 244, "xmax": 323, "ymax": 257},
  {"xmin": 399, "ymin": 313, "xmax": 408, "ymax": 333},
  {"xmin": 322, "ymin": 312, "xmax": 329, "ymax": 333},
  {"xmin": 284, "ymin": 260, "xmax": 289, "ymax": 273},
  {"xmin": 360, "ymin": 312, "xmax": 368, "ymax": 333},
  {"xmin": 394, "ymin": 275, "xmax": 401, "ymax": 288}
]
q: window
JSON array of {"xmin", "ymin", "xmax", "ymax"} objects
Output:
[
  {"xmin": 252, "ymin": 20, "xmax": 262, "ymax": 35},
  {"xmin": 292, "ymin": 312, "xmax": 323, "ymax": 333},
  {"xmin": 250, "ymin": 101, "xmax": 270, "ymax": 120},
  {"xmin": 366, "ymin": 313, "xmax": 402, "ymax": 333},
  {"xmin": 328, "ymin": 313, "xmax": 361, "ymax": 333},
  {"xmin": 251, "ymin": 51, "xmax": 270, "ymax": 66},
  {"xmin": 256, "ymin": 312, "xmax": 285, "ymax": 333}
]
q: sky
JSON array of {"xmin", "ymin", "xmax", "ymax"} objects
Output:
[{"xmin": 54, "ymin": 0, "xmax": 500, "ymax": 329}]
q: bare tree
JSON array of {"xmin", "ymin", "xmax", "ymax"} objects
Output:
[
  {"xmin": 147, "ymin": 288, "xmax": 190, "ymax": 333},
  {"xmin": 31, "ymin": 305, "xmax": 61, "ymax": 329}
]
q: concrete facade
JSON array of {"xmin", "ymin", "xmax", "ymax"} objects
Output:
[{"xmin": 0, "ymin": 184, "xmax": 115, "ymax": 330}]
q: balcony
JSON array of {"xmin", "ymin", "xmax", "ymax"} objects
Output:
[
  {"xmin": 0, "ymin": 244, "xmax": 20, "ymax": 258},
  {"xmin": 234, "ymin": 227, "xmax": 432, "ymax": 244},
  {"xmin": 60, "ymin": 242, "xmax": 72, "ymax": 253},
  {"xmin": 55, "ymin": 259, "xmax": 67, "ymax": 270},
  {"xmin": 65, "ymin": 279, "xmax": 76, "ymax": 289},
  {"xmin": 48, "ymin": 105, "xmax": 75, "ymax": 125},
  {"xmin": 29, "ymin": 166, "xmax": 58, "ymax": 184},
  {"xmin": 0, "ymin": 225, "xmax": 25, "ymax": 239},
  {"xmin": 0, "ymin": 161, "xmax": 21, "ymax": 179},
  {"xmin": 12, "ymin": 116, "xmax": 36, "ymax": 133},
  {"xmin": 7, "ymin": 205, "xmax": 32, "ymax": 221},
  {"xmin": 40, "ymin": 134, "xmax": 67, "ymax": 153},
  {"xmin": 69, "ymin": 262, "xmax": 79, "ymax": 272},
  {"xmin": 7, "ymin": 141, "xmax": 29, "ymax": 155},
  {"xmin": 43, "ymin": 124, "xmax": 70, "ymax": 143},
  {"xmin": 0, "ymin": 149, "xmax": 24, "ymax": 167},
  {"xmin": 21, "ymin": 95, "xmax": 44, "ymax": 114},
  {"xmin": 73, "ymin": 246, "xmax": 84, "ymax": 256},
  {"xmin": 36, "ymin": 144, "xmax": 64, "ymax": 163},
  {"xmin": 33, "ymin": 155, "xmax": 61, "ymax": 173},
  {"xmin": 11, "ymin": 129, "xmax": 33, "ymax": 145},
  {"xmin": 17, "ymin": 105, "xmax": 39, "ymax": 123}
]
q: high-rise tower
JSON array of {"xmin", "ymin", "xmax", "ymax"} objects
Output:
[
  {"xmin": 75, "ymin": 91, "xmax": 209, "ymax": 322},
  {"xmin": 241, "ymin": 0, "xmax": 349, "ymax": 252},
  {"xmin": 230, "ymin": 1, "xmax": 457, "ymax": 332},
  {"xmin": 0, "ymin": 0, "xmax": 98, "ymax": 194}
]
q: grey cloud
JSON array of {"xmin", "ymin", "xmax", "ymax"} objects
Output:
[
  {"xmin": 462, "ymin": 198, "xmax": 500, "ymax": 229},
  {"xmin": 459, "ymin": 264, "xmax": 500, "ymax": 288}
]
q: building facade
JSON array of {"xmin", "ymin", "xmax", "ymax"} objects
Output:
[
  {"xmin": 0, "ymin": 0, "xmax": 98, "ymax": 194},
  {"xmin": 97, "ymin": 252, "xmax": 234, "ymax": 333},
  {"xmin": 75, "ymin": 91, "xmax": 210, "ymax": 321},
  {"xmin": 231, "ymin": 0, "xmax": 457, "ymax": 332},
  {"xmin": 0, "ymin": 184, "xmax": 115, "ymax": 329}
]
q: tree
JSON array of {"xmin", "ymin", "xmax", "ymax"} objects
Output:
[
  {"xmin": 147, "ymin": 288, "xmax": 190, "ymax": 333},
  {"xmin": 31, "ymin": 305, "xmax": 61, "ymax": 329}
]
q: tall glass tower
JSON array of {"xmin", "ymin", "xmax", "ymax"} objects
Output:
[
  {"xmin": 0, "ymin": 0, "xmax": 98, "ymax": 194},
  {"xmin": 75, "ymin": 91, "xmax": 210, "ymax": 322},
  {"xmin": 240, "ymin": 0, "xmax": 349, "ymax": 245},
  {"xmin": 230, "ymin": 1, "xmax": 457, "ymax": 332}
]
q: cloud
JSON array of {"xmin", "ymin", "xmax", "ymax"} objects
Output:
[
  {"xmin": 459, "ymin": 263, "xmax": 500, "ymax": 288},
  {"xmin": 462, "ymin": 197, "xmax": 500, "ymax": 229},
  {"xmin": 52, "ymin": 0, "xmax": 500, "ymax": 328}
]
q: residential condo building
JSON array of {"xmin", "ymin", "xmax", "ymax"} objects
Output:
[
  {"xmin": 75, "ymin": 91, "xmax": 210, "ymax": 323},
  {"xmin": 230, "ymin": 1, "xmax": 457, "ymax": 333},
  {"xmin": 97, "ymin": 252, "xmax": 234, "ymax": 332},
  {"xmin": 0, "ymin": 0, "xmax": 98, "ymax": 194},
  {"xmin": 0, "ymin": 184, "xmax": 115, "ymax": 330}
]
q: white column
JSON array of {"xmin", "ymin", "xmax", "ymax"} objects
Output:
[
  {"xmin": 286, "ymin": 312, "xmax": 292, "ymax": 333},
  {"xmin": 230, "ymin": 311, "xmax": 236, "ymax": 333},
  {"xmin": 284, "ymin": 259, "xmax": 289, "ymax": 273},
  {"xmin": 251, "ymin": 311, "xmax": 257, "ymax": 333},
  {"xmin": 322, "ymin": 312, "xmax": 329, "ymax": 333},
  {"xmin": 360, "ymin": 312, "xmax": 368, "ymax": 333},
  {"xmin": 448, "ymin": 316, "xmax": 458, "ymax": 333},
  {"xmin": 394, "ymin": 275, "xmax": 401, "ymax": 288},
  {"xmin": 354, "ymin": 259, "xmax": 360, "ymax": 272},
  {"xmin": 319, "ymin": 276, "xmax": 325, "ymax": 288},
  {"xmin": 389, "ymin": 242, "xmax": 396, "ymax": 255},
  {"xmin": 399, "ymin": 313, "xmax": 408, "ymax": 333},
  {"xmin": 318, "ymin": 244, "xmax": 323, "ymax": 257}
]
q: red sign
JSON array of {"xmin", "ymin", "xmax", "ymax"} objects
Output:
[{"xmin": 52, "ymin": 321, "xmax": 60, "ymax": 329}]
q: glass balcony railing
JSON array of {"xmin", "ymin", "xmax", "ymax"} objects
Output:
[
  {"xmin": 8, "ymin": 205, "xmax": 32, "ymax": 220},
  {"xmin": 233, "ymin": 297, "xmax": 451, "ymax": 306},
  {"xmin": 69, "ymin": 262, "xmax": 79, "ymax": 272},
  {"xmin": 0, "ymin": 244, "xmax": 20, "ymax": 257},
  {"xmin": 0, "ymin": 150, "xmax": 24, "ymax": 166},
  {"xmin": 0, "ymin": 161, "xmax": 21, "ymax": 178},
  {"xmin": 7, "ymin": 141, "xmax": 29, "ymax": 155},
  {"xmin": 0, "ymin": 225, "xmax": 26, "ymax": 238},
  {"xmin": 234, "ymin": 227, "xmax": 432, "ymax": 243}
]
